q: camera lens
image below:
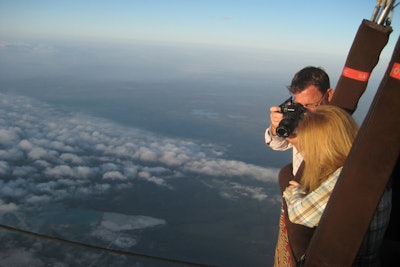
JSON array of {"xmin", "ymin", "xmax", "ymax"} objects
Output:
[
  {"xmin": 276, "ymin": 118, "xmax": 295, "ymax": 137},
  {"xmin": 276, "ymin": 127, "xmax": 289, "ymax": 137}
]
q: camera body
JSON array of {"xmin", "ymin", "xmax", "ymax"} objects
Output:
[{"xmin": 276, "ymin": 97, "xmax": 306, "ymax": 138}]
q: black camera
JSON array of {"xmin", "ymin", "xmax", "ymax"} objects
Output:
[{"xmin": 276, "ymin": 97, "xmax": 306, "ymax": 138}]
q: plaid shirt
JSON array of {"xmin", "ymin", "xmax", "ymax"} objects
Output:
[{"xmin": 283, "ymin": 167, "xmax": 342, "ymax": 227}]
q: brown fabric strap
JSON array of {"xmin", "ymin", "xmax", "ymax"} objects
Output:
[
  {"xmin": 330, "ymin": 20, "xmax": 392, "ymax": 114},
  {"xmin": 303, "ymin": 35, "xmax": 400, "ymax": 267},
  {"xmin": 278, "ymin": 163, "xmax": 315, "ymax": 262}
]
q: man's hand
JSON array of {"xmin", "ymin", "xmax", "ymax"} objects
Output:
[
  {"xmin": 283, "ymin": 180, "xmax": 301, "ymax": 200},
  {"xmin": 288, "ymin": 180, "xmax": 300, "ymax": 188},
  {"xmin": 269, "ymin": 106, "xmax": 283, "ymax": 136}
]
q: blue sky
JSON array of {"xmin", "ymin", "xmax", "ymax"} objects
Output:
[{"xmin": 1, "ymin": 0, "xmax": 398, "ymax": 56}]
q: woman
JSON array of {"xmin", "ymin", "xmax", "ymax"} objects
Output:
[
  {"xmin": 283, "ymin": 105, "xmax": 359, "ymax": 228},
  {"xmin": 274, "ymin": 105, "xmax": 391, "ymax": 266}
]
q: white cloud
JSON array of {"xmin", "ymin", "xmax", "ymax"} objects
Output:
[
  {"xmin": 135, "ymin": 146, "xmax": 158, "ymax": 161},
  {"xmin": 0, "ymin": 200, "xmax": 18, "ymax": 213},
  {"xmin": 32, "ymin": 160, "xmax": 51, "ymax": 169},
  {"xmin": 230, "ymin": 183, "xmax": 269, "ymax": 201},
  {"xmin": 36, "ymin": 181, "xmax": 58, "ymax": 193},
  {"xmin": 102, "ymin": 171, "xmax": 126, "ymax": 181},
  {"xmin": 11, "ymin": 165, "xmax": 37, "ymax": 177},
  {"xmin": 184, "ymin": 158, "xmax": 276, "ymax": 182},
  {"xmin": 205, "ymin": 179, "xmax": 272, "ymax": 202},
  {"xmin": 0, "ymin": 178, "xmax": 27, "ymax": 198},
  {"xmin": 0, "ymin": 147, "xmax": 24, "ymax": 161},
  {"xmin": 18, "ymin": 139, "xmax": 33, "ymax": 151},
  {"xmin": 75, "ymin": 166, "xmax": 93, "ymax": 178},
  {"xmin": 0, "ymin": 128, "xmax": 18, "ymax": 144},
  {"xmin": 26, "ymin": 194, "xmax": 52, "ymax": 203},
  {"xmin": 59, "ymin": 153, "xmax": 83, "ymax": 164},
  {"xmin": 138, "ymin": 170, "xmax": 168, "ymax": 187},
  {"xmin": 123, "ymin": 165, "xmax": 138, "ymax": 178},
  {"xmin": 93, "ymin": 183, "xmax": 111, "ymax": 192},
  {"xmin": 100, "ymin": 163, "xmax": 119, "ymax": 172},
  {"xmin": 27, "ymin": 147, "xmax": 50, "ymax": 160},
  {"xmin": 44, "ymin": 165, "xmax": 75, "ymax": 178},
  {"xmin": 0, "ymin": 161, "xmax": 9, "ymax": 175}
]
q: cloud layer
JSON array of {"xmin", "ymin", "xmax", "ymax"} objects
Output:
[{"xmin": 0, "ymin": 93, "xmax": 279, "ymax": 212}]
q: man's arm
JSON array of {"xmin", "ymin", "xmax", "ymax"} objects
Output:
[
  {"xmin": 265, "ymin": 126, "xmax": 292, "ymax": 150},
  {"xmin": 265, "ymin": 105, "xmax": 292, "ymax": 150}
]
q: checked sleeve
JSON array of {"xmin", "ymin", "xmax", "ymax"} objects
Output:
[{"xmin": 283, "ymin": 168, "xmax": 342, "ymax": 228}]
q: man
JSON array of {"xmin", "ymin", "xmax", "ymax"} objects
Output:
[{"xmin": 265, "ymin": 66, "xmax": 334, "ymax": 175}]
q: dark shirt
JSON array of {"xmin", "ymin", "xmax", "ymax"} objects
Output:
[{"xmin": 353, "ymin": 185, "xmax": 392, "ymax": 267}]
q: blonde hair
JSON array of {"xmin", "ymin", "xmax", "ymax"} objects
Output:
[{"xmin": 297, "ymin": 105, "xmax": 359, "ymax": 193}]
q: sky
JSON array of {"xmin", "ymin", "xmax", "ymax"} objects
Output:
[{"xmin": 0, "ymin": 0, "xmax": 399, "ymax": 56}]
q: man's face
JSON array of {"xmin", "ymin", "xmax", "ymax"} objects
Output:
[{"xmin": 293, "ymin": 85, "xmax": 332, "ymax": 111}]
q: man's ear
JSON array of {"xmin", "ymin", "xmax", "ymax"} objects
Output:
[{"xmin": 327, "ymin": 88, "xmax": 334, "ymax": 102}]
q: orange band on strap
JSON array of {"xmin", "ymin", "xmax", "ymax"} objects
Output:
[
  {"xmin": 342, "ymin": 66, "xmax": 370, "ymax": 82},
  {"xmin": 390, "ymin": 62, "xmax": 400, "ymax": 80}
]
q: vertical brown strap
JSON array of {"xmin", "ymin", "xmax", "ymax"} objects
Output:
[
  {"xmin": 279, "ymin": 162, "xmax": 314, "ymax": 262},
  {"xmin": 304, "ymin": 35, "xmax": 400, "ymax": 267},
  {"xmin": 330, "ymin": 20, "xmax": 392, "ymax": 114}
]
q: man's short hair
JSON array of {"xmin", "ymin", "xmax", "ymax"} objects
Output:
[{"xmin": 288, "ymin": 66, "xmax": 330, "ymax": 94}]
